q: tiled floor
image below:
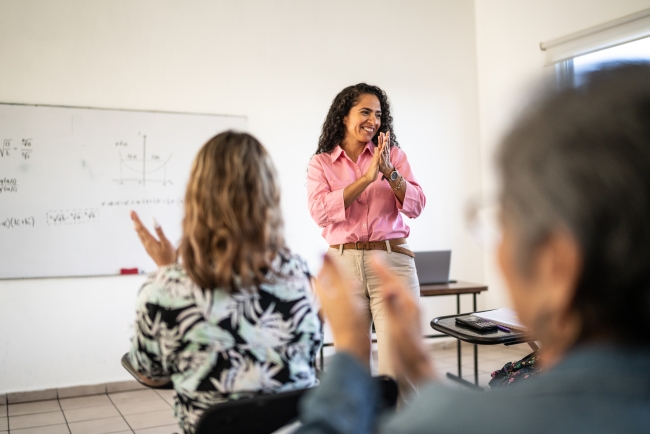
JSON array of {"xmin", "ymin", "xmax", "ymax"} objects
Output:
[
  {"xmin": 0, "ymin": 341, "xmax": 533, "ymax": 434},
  {"xmin": 1, "ymin": 389, "xmax": 178, "ymax": 434}
]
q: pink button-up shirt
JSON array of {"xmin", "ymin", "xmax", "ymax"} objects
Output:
[{"xmin": 307, "ymin": 142, "xmax": 426, "ymax": 245}]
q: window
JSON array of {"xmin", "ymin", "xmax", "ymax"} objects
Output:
[
  {"xmin": 540, "ymin": 8, "xmax": 650, "ymax": 88},
  {"xmin": 572, "ymin": 36, "xmax": 650, "ymax": 86}
]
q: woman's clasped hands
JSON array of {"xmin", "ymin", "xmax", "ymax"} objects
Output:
[
  {"xmin": 377, "ymin": 131, "xmax": 394, "ymax": 176},
  {"xmin": 363, "ymin": 131, "xmax": 393, "ymax": 183}
]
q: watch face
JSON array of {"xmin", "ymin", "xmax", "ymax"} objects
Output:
[{"xmin": 390, "ymin": 171, "xmax": 399, "ymax": 181}]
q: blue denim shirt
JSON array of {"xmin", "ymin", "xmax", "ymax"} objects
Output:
[{"xmin": 298, "ymin": 345, "xmax": 650, "ymax": 434}]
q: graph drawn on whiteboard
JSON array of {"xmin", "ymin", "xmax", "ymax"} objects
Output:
[{"xmin": 114, "ymin": 134, "xmax": 173, "ymax": 186}]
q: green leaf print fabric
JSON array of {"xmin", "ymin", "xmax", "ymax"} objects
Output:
[{"xmin": 129, "ymin": 252, "xmax": 323, "ymax": 434}]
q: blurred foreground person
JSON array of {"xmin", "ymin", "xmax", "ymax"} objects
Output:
[{"xmin": 297, "ymin": 63, "xmax": 650, "ymax": 434}]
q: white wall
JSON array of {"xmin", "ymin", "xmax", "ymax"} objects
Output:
[
  {"xmin": 0, "ymin": 0, "xmax": 483, "ymax": 393},
  {"xmin": 474, "ymin": 0, "xmax": 650, "ymax": 311}
]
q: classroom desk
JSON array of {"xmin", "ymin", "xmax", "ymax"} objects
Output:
[
  {"xmin": 318, "ymin": 281, "xmax": 488, "ymax": 372},
  {"xmin": 419, "ymin": 282, "xmax": 488, "ymax": 380},
  {"xmin": 430, "ymin": 312, "xmax": 535, "ymax": 388}
]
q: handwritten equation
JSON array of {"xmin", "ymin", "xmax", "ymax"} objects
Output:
[
  {"xmin": 46, "ymin": 209, "xmax": 99, "ymax": 226},
  {"xmin": 0, "ymin": 178, "xmax": 18, "ymax": 193},
  {"xmin": 1, "ymin": 216, "xmax": 35, "ymax": 229},
  {"xmin": 101, "ymin": 197, "xmax": 183, "ymax": 207},
  {"xmin": 1, "ymin": 139, "xmax": 33, "ymax": 160}
]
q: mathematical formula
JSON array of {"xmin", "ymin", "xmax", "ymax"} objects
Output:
[
  {"xmin": 101, "ymin": 197, "xmax": 183, "ymax": 207},
  {"xmin": 1, "ymin": 216, "xmax": 35, "ymax": 229},
  {"xmin": 46, "ymin": 209, "xmax": 99, "ymax": 226},
  {"xmin": 0, "ymin": 178, "xmax": 18, "ymax": 193},
  {"xmin": 1, "ymin": 139, "xmax": 33, "ymax": 160}
]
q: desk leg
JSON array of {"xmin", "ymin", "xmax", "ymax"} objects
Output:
[
  {"xmin": 474, "ymin": 345, "xmax": 478, "ymax": 385},
  {"xmin": 473, "ymin": 293, "xmax": 478, "ymax": 385},
  {"xmin": 456, "ymin": 294, "xmax": 461, "ymax": 378}
]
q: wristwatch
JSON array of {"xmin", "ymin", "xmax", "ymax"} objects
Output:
[{"xmin": 385, "ymin": 169, "xmax": 399, "ymax": 182}]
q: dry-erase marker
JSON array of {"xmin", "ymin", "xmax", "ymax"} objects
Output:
[
  {"xmin": 497, "ymin": 325, "xmax": 511, "ymax": 333},
  {"xmin": 153, "ymin": 217, "xmax": 160, "ymax": 229}
]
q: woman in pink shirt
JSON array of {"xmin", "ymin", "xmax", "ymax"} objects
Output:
[{"xmin": 307, "ymin": 83, "xmax": 426, "ymax": 397}]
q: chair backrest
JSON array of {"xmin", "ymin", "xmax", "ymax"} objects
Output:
[
  {"xmin": 194, "ymin": 375, "xmax": 398, "ymax": 434},
  {"xmin": 195, "ymin": 388, "xmax": 309, "ymax": 434}
]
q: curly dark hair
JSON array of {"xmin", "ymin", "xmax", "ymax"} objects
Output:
[{"xmin": 315, "ymin": 83, "xmax": 399, "ymax": 154}]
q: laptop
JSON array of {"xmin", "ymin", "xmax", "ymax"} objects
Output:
[{"xmin": 414, "ymin": 250, "xmax": 452, "ymax": 284}]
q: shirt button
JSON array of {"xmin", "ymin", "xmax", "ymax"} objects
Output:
[{"xmin": 362, "ymin": 224, "xmax": 367, "ymax": 227}]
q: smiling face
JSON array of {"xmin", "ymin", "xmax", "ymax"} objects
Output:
[{"xmin": 342, "ymin": 93, "xmax": 381, "ymax": 146}]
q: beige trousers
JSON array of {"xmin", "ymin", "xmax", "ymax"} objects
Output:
[{"xmin": 327, "ymin": 242, "xmax": 420, "ymax": 397}]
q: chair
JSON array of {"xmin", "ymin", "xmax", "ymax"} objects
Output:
[
  {"xmin": 120, "ymin": 353, "xmax": 173, "ymax": 389},
  {"xmin": 195, "ymin": 388, "xmax": 308, "ymax": 434},
  {"xmin": 121, "ymin": 353, "xmax": 398, "ymax": 434},
  {"xmin": 195, "ymin": 376, "xmax": 398, "ymax": 434}
]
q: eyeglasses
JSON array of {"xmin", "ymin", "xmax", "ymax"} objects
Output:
[{"xmin": 465, "ymin": 194, "xmax": 502, "ymax": 252}]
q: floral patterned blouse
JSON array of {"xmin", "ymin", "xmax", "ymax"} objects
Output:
[{"xmin": 128, "ymin": 252, "xmax": 322, "ymax": 434}]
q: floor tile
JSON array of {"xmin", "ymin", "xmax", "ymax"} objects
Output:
[
  {"xmin": 153, "ymin": 390, "xmax": 174, "ymax": 400},
  {"xmin": 123, "ymin": 410, "xmax": 177, "ymax": 430},
  {"xmin": 152, "ymin": 391, "xmax": 174, "ymax": 407},
  {"xmin": 0, "ymin": 418, "xmax": 6, "ymax": 431},
  {"xmin": 8, "ymin": 390, "xmax": 58, "ymax": 405},
  {"xmin": 63, "ymin": 405, "xmax": 121, "ymax": 423},
  {"xmin": 158, "ymin": 396, "xmax": 174, "ymax": 407},
  {"xmin": 60, "ymin": 395, "xmax": 112, "ymax": 411},
  {"xmin": 68, "ymin": 416, "xmax": 131, "ymax": 434},
  {"xmin": 9, "ymin": 400, "xmax": 61, "ymax": 416},
  {"xmin": 108, "ymin": 391, "xmax": 160, "ymax": 404},
  {"xmin": 0, "ymin": 405, "xmax": 6, "ymax": 417},
  {"xmin": 134, "ymin": 425, "xmax": 181, "ymax": 434},
  {"xmin": 58, "ymin": 385, "xmax": 106, "ymax": 399},
  {"xmin": 106, "ymin": 381, "xmax": 146, "ymax": 394},
  {"xmin": 113, "ymin": 399, "xmax": 170, "ymax": 416},
  {"xmin": 11, "ymin": 424, "xmax": 71, "ymax": 434},
  {"xmin": 10, "ymin": 411, "xmax": 66, "ymax": 430}
]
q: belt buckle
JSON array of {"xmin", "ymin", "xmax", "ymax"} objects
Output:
[{"xmin": 354, "ymin": 241, "xmax": 368, "ymax": 250}]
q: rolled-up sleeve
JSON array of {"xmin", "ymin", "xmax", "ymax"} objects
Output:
[
  {"xmin": 307, "ymin": 156, "xmax": 349, "ymax": 227},
  {"xmin": 392, "ymin": 148, "xmax": 426, "ymax": 219}
]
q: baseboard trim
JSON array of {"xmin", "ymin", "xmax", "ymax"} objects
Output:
[{"xmin": 6, "ymin": 380, "xmax": 148, "ymax": 404}]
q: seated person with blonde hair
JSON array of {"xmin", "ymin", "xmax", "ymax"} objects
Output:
[{"xmin": 128, "ymin": 131, "xmax": 322, "ymax": 434}]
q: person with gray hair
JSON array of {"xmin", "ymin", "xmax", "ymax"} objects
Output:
[{"xmin": 295, "ymin": 63, "xmax": 650, "ymax": 434}]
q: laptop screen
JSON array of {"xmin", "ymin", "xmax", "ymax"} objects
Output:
[{"xmin": 414, "ymin": 250, "xmax": 451, "ymax": 284}]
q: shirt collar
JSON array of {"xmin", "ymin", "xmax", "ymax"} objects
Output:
[{"xmin": 330, "ymin": 142, "xmax": 375, "ymax": 162}]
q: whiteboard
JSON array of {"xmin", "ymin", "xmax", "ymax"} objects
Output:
[{"xmin": 0, "ymin": 103, "xmax": 246, "ymax": 279}]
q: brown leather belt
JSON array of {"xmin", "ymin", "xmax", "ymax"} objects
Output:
[{"xmin": 329, "ymin": 238, "xmax": 415, "ymax": 258}]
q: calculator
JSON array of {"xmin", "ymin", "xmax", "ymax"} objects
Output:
[{"xmin": 455, "ymin": 316, "xmax": 498, "ymax": 332}]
